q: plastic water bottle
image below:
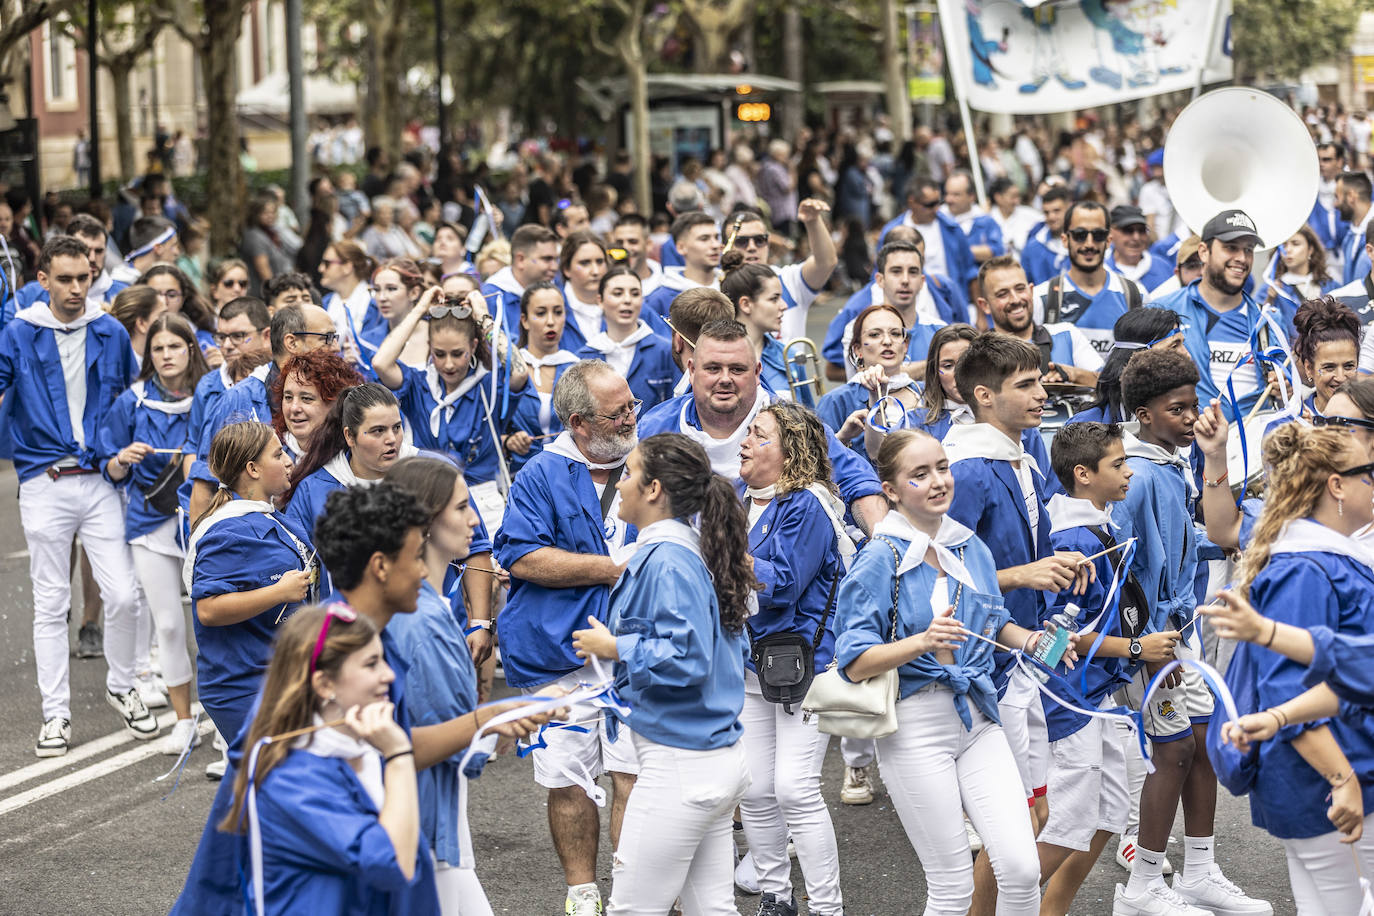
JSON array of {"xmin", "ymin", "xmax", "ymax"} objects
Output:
[{"xmin": 1028, "ymin": 604, "xmax": 1080, "ymax": 683}]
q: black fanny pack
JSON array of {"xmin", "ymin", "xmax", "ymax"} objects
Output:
[
  {"xmin": 139, "ymin": 449, "xmax": 185, "ymax": 517},
  {"xmin": 1086, "ymin": 525, "xmax": 1148, "ymax": 640},
  {"xmin": 749, "ymin": 567, "xmax": 839, "ymax": 713}
]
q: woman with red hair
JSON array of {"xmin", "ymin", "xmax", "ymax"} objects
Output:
[{"xmin": 271, "ymin": 348, "xmax": 365, "ymax": 461}]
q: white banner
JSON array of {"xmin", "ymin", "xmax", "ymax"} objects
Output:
[{"xmin": 939, "ymin": 0, "xmax": 1233, "ymax": 115}]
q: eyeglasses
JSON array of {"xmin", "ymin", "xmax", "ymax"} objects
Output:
[
  {"xmin": 1337, "ymin": 461, "xmax": 1374, "ymax": 480},
  {"xmin": 295, "ymin": 330, "xmax": 340, "ymax": 346},
  {"xmin": 591, "ymin": 398, "xmax": 643, "ymax": 426},
  {"xmin": 212, "ymin": 329, "xmax": 263, "ymax": 346},
  {"xmin": 916, "ymin": 196, "xmax": 942, "ymax": 208},
  {"xmin": 861, "ymin": 327, "xmax": 910, "ymax": 343},
  {"xmin": 220, "ymin": 277, "xmax": 249, "ymax": 289},
  {"xmin": 154, "ymin": 288, "xmax": 184, "ymax": 302},
  {"xmin": 320, "ymin": 258, "xmax": 345, "ymax": 268},
  {"xmin": 1313, "ymin": 413, "xmax": 1374, "ymax": 433},
  {"xmin": 734, "ymin": 233, "xmax": 769, "ymax": 249},
  {"xmin": 428, "ymin": 301, "xmax": 473, "ymax": 320},
  {"xmin": 308, "ymin": 603, "xmax": 358, "ymax": 675},
  {"xmin": 1068, "ymin": 228, "xmax": 1110, "ymax": 243}
]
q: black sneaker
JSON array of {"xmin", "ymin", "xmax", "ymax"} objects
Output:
[
  {"xmin": 106, "ymin": 688, "xmax": 159, "ymax": 739},
  {"xmin": 75, "ymin": 623, "xmax": 103, "ymax": 658},
  {"xmin": 756, "ymin": 893, "xmax": 798, "ymax": 916},
  {"xmin": 36, "ymin": 717, "xmax": 71, "ymax": 757}
]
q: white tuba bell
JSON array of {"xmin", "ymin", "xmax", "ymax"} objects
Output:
[{"xmin": 1164, "ymin": 87, "xmax": 1318, "ymax": 250}]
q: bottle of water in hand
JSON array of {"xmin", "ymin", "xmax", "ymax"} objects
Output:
[{"xmin": 1028, "ymin": 603, "xmax": 1080, "ymax": 683}]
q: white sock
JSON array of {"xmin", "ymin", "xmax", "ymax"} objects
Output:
[
  {"xmin": 1182, "ymin": 834, "xmax": 1215, "ymax": 883},
  {"xmin": 1126, "ymin": 845, "xmax": 1166, "ymax": 896},
  {"xmin": 568, "ymin": 882, "xmax": 600, "ymax": 900}
]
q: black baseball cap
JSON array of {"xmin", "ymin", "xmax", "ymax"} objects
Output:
[
  {"xmin": 1109, "ymin": 205, "xmax": 1147, "ymax": 229},
  {"xmin": 1202, "ymin": 209, "xmax": 1263, "ymax": 247}
]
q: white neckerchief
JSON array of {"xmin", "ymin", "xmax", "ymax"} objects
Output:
[
  {"xmin": 1280, "ymin": 271, "xmax": 1321, "ymax": 300},
  {"xmin": 1047, "ymin": 493, "xmax": 1117, "ymax": 535},
  {"xmin": 295, "ymin": 714, "xmax": 384, "ymax": 810},
  {"xmin": 942, "ymin": 422, "xmax": 1039, "ymax": 474},
  {"xmin": 282, "ymin": 430, "xmax": 305, "ymax": 459},
  {"xmin": 744, "ymin": 483, "xmax": 776, "ymax": 501},
  {"xmin": 484, "ymin": 265, "xmax": 524, "ymax": 297},
  {"xmin": 131, "ymin": 379, "xmax": 194, "ymax": 415},
  {"xmin": 182, "ymin": 498, "xmax": 276, "ymax": 592},
  {"xmin": 678, "ymin": 389, "xmax": 765, "ymax": 480},
  {"xmin": 543, "ymin": 430, "xmax": 628, "ymax": 471},
  {"xmin": 563, "ymin": 286, "xmax": 603, "ymax": 343},
  {"xmin": 636, "ymin": 517, "xmax": 702, "ymax": 556},
  {"xmin": 1123, "ymin": 429, "xmax": 1196, "ymax": 498},
  {"xmin": 16, "ymin": 300, "xmax": 104, "ymax": 331},
  {"xmin": 947, "ymin": 401, "xmax": 976, "ymax": 425},
  {"xmin": 424, "ymin": 363, "xmax": 489, "ymax": 438},
  {"xmin": 586, "ymin": 321, "xmax": 654, "ymax": 378},
  {"xmin": 871, "ymin": 510, "xmax": 977, "ymax": 589},
  {"xmin": 323, "ymin": 443, "xmax": 419, "ymax": 488},
  {"xmin": 1270, "ymin": 517, "xmax": 1374, "ymax": 568},
  {"xmin": 519, "ymin": 347, "xmax": 579, "ymax": 371}
]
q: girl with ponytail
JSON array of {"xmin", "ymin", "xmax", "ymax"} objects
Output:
[
  {"xmin": 187, "ymin": 421, "xmax": 318, "ymax": 773},
  {"xmin": 720, "ymin": 247, "xmax": 791, "ymax": 396},
  {"xmin": 571, "ymin": 432, "xmax": 755, "ymax": 913},
  {"xmin": 1226, "ymin": 422, "xmax": 1374, "ymax": 912}
]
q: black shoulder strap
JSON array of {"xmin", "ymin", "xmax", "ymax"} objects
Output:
[
  {"xmin": 599, "ymin": 463, "xmax": 625, "ymax": 523},
  {"xmin": 1084, "ymin": 524, "xmax": 1148, "ymax": 638},
  {"xmin": 1031, "ymin": 324, "xmax": 1055, "ymax": 375},
  {"xmin": 1046, "ymin": 274, "xmax": 1063, "ymax": 324},
  {"xmin": 1123, "ymin": 277, "xmax": 1142, "ymax": 311},
  {"xmin": 873, "ymin": 536, "xmax": 903, "ymax": 642},
  {"xmin": 812, "ymin": 563, "xmax": 841, "ymax": 651}
]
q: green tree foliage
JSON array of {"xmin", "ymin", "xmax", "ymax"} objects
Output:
[{"xmin": 1233, "ymin": 0, "xmax": 1372, "ymax": 83}]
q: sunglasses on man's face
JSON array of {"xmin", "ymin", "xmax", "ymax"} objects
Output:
[{"xmin": 1068, "ymin": 228, "xmax": 1110, "ymax": 243}]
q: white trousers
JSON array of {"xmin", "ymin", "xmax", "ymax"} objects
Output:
[
  {"xmin": 841, "ymin": 736, "xmax": 875, "ymax": 768},
  {"xmin": 877, "ymin": 686, "xmax": 1041, "ymax": 916},
  {"xmin": 20, "ymin": 473, "xmax": 140, "ymax": 720},
  {"xmin": 1281, "ymin": 819, "xmax": 1374, "ymax": 915},
  {"xmin": 738, "ymin": 682, "xmax": 843, "ymax": 914},
  {"xmin": 608, "ymin": 734, "xmax": 750, "ymax": 916},
  {"xmin": 130, "ymin": 527, "xmax": 192, "ymax": 687},
  {"xmin": 433, "ymin": 858, "xmax": 494, "ymax": 916}
]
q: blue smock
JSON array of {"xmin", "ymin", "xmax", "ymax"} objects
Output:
[
  {"xmin": 574, "ymin": 328, "xmax": 676, "ymax": 411},
  {"xmin": 98, "ymin": 379, "xmax": 193, "ymax": 541},
  {"xmin": 1119, "ymin": 454, "xmax": 1197, "ymax": 632},
  {"xmin": 393, "ymin": 364, "xmax": 514, "ymax": 484}
]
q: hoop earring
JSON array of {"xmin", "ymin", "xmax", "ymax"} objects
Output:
[{"xmin": 469, "ymin": 354, "xmax": 478, "ymax": 371}]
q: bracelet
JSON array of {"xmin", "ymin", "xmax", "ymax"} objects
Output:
[
  {"xmin": 469, "ymin": 619, "xmax": 492, "ymax": 631},
  {"xmin": 383, "ymin": 748, "xmax": 414, "ymax": 765},
  {"xmin": 1202, "ymin": 469, "xmax": 1229, "ymax": 488},
  {"xmin": 1261, "ymin": 709, "xmax": 1284, "ymax": 732},
  {"xmin": 1022, "ymin": 631, "xmax": 1039, "ymax": 654},
  {"xmin": 1329, "ymin": 770, "xmax": 1355, "ymax": 789},
  {"xmin": 1274, "ymin": 706, "xmax": 1289, "ymax": 727},
  {"xmin": 1263, "ymin": 619, "xmax": 1279, "ymax": 648}
]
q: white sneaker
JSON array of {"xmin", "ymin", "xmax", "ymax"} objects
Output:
[
  {"xmin": 36, "ymin": 717, "xmax": 71, "ymax": 757},
  {"xmin": 840, "ymin": 765, "xmax": 874, "ymax": 804},
  {"xmin": 106, "ymin": 687, "xmax": 159, "ymax": 739},
  {"xmin": 157, "ymin": 717, "xmax": 202, "ymax": 756},
  {"xmin": 564, "ymin": 883, "xmax": 602, "ymax": 915},
  {"xmin": 1113, "ymin": 881, "xmax": 1211, "ymax": 915},
  {"xmin": 965, "ymin": 817, "xmax": 984, "ymax": 854},
  {"xmin": 136, "ymin": 672, "xmax": 169, "ymax": 710},
  {"xmin": 734, "ymin": 849, "xmax": 761, "ymax": 895},
  {"xmin": 1117, "ymin": 835, "xmax": 1174, "ymax": 876},
  {"xmin": 205, "ymin": 754, "xmax": 227, "ymax": 780},
  {"xmin": 1172, "ymin": 868, "xmax": 1274, "ymax": 915}
]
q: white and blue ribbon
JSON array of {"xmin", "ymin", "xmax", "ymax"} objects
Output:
[{"xmin": 124, "ymin": 225, "xmax": 176, "ymax": 263}]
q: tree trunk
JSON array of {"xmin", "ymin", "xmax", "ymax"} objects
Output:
[
  {"xmin": 780, "ymin": 3, "xmax": 803, "ymax": 140},
  {"xmin": 881, "ymin": 0, "xmax": 911, "ymax": 143},
  {"xmin": 362, "ymin": 0, "xmax": 407, "ymax": 166},
  {"xmin": 108, "ymin": 60, "xmax": 136, "ymax": 181},
  {"xmin": 626, "ymin": 44, "xmax": 650, "ymax": 215},
  {"xmin": 686, "ymin": 16, "xmax": 734, "ymax": 73},
  {"xmin": 201, "ymin": 9, "xmax": 244, "ymax": 255}
]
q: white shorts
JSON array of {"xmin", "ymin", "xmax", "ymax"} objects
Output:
[
  {"xmin": 523, "ymin": 665, "xmax": 639, "ymax": 789},
  {"xmin": 1119, "ymin": 635, "xmax": 1214, "ymax": 742},
  {"xmin": 1038, "ymin": 716, "xmax": 1129, "ymax": 851},
  {"xmin": 998, "ymin": 666, "xmax": 1049, "ymax": 802}
]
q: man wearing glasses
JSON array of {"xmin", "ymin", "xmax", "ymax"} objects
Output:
[
  {"xmin": 878, "ymin": 176, "xmax": 979, "ymax": 300},
  {"xmin": 1106, "ymin": 205, "xmax": 1173, "ymax": 293},
  {"xmin": 1031, "ymin": 201, "xmax": 1145, "ymax": 356},
  {"xmin": 494, "ymin": 359, "xmax": 641, "ymax": 916},
  {"xmin": 1306, "ymin": 143, "xmax": 1348, "ymax": 272}
]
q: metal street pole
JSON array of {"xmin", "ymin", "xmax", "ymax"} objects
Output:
[
  {"xmin": 87, "ymin": 0, "xmax": 101, "ymax": 198},
  {"xmin": 435, "ymin": 0, "xmax": 448, "ymax": 145},
  {"xmin": 286, "ymin": 0, "xmax": 308, "ymax": 221}
]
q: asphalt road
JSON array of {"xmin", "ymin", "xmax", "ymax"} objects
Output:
[{"xmin": 0, "ymin": 292, "xmax": 1299, "ymax": 915}]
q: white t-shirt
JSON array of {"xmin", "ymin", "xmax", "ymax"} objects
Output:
[
  {"xmin": 909, "ymin": 215, "xmax": 948, "ymax": 280},
  {"xmin": 1011, "ymin": 461, "xmax": 1040, "ymax": 551}
]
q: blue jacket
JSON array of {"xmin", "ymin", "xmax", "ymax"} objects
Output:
[
  {"xmin": 1245, "ymin": 549, "xmax": 1374, "ymax": 839},
  {"xmin": 637, "ymin": 391, "xmax": 884, "ymax": 510},
  {"xmin": 1120, "ymin": 453, "xmax": 1196, "ymax": 631},
  {"xmin": 746, "ymin": 489, "xmax": 842, "ymax": 673},
  {"xmin": 190, "ymin": 509, "xmax": 315, "ymax": 743},
  {"xmin": 1020, "ymin": 223, "xmax": 1068, "ymax": 286},
  {"xmin": 387, "ymin": 580, "xmax": 479, "ymax": 866},
  {"xmin": 98, "ymin": 380, "xmax": 194, "ymax": 542},
  {"xmin": 1153, "ymin": 280, "xmax": 1268, "ymax": 419},
  {"xmin": 494, "ymin": 449, "xmax": 634, "ymax": 687},
  {"xmin": 609, "ymin": 533, "xmax": 746, "ymax": 750},
  {"xmin": 575, "ymin": 328, "xmax": 677, "ymax": 412},
  {"xmin": 0, "ymin": 308, "xmax": 136, "ymax": 481},
  {"xmin": 393, "ymin": 364, "xmax": 512, "ymax": 485},
  {"xmin": 1343, "ymin": 222, "xmax": 1373, "ymax": 286},
  {"xmin": 878, "ymin": 210, "xmax": 979, "ymax": 287},
  {"xmin": 958, "ymin": 212, "xmax": 1005, "ymax": 259},
  {"xmin": 1304, "ymin": 625, "xmax": 1374, "ymax": 709},
  {"xmin": 833, "ymin": 525, "xmax": 1007, "ymax": 727},
  {"xmin": 1306, "ymin": 198, "xmax": 1347, "ymax": 257},
  {"xmin": 283, "ymin": 464, "xmax": 344, "ymax": 542}
]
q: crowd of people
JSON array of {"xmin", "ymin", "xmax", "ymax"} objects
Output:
[{"xmin": 0, "ymin": 96, "xmax": 1372, "ymax": 916}]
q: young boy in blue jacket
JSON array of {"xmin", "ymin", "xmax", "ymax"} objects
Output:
[
  {"xmin": 1039, "ymin": 421, "xmax": 1184, "ymax": 915},
  {"xmin": 1114, "ymin": 348, "xmax": 1271, "ymax": 916}
]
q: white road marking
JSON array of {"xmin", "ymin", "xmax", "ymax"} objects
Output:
[
  {"xmin": 0, "ymin": 716, "xmax": 213, "ymax": 817},
  {"xmin": 0, "ymin": 706, "xmax": 205, "ymax": 796}
]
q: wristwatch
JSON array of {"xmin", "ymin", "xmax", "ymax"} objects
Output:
[{"xmin": 1128, "ymin": 639, "xmax": 1143, "ymax": 661}]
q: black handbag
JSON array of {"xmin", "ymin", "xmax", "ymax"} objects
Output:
[
  {"xmin": 748, "ymin": 566, "xmax": 840, "ymax": 713},
  {"xmin": 139, "ymin": 449, "xmax": 185, "ymax": 517}
]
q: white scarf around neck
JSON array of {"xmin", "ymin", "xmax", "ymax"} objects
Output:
[
  {"xmin": 295, "ymin": 713, "xmax": 384, "ymax": 809},
  {"xmin": 131, "ymin": 379, "xmax": 195, "ymax": 415},
  {"xmin": 942, "ymin": 422, "xmax": 1039, "ymax": 474},
  {"xmin": 182, "ymin": 498, "xmax": 276, "ymax": 592},
  {"xmin": 519, "ymin": 347, "xmax": 579, "ymax": 371},
  {"xmin": 424, "ymin": 363, "xmax": 489, "ymax": 438},
  {"xmin": 324, "ymin": 442, "xmax": 419, "ymax": 488},
  {"xmin": 586, "ymin": 321, "xmax": 654, "ymax": 377},
  {"xmin": 1046, "ymin": 493, "xmax": 1117, "ymax": 535},
  {"xmin": 871, "ymin": 510, "xmax": 978, "ymax": 589},
  {"xmin": 636, "ymin": 517, "xmax": 702, "ymax": 555},
  {"xmin": 16, "ymin": 300, "xmax": 104, "ymax": 332},
  {"xmin": 1270, "ymin": 517, "xmax": 1374, "ymax": 569},
  {"xmin": 543, "ymin": 430, "xmax": 627, "ymax": 471}
]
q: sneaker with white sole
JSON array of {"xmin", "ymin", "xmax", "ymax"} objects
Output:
[
  {"xmin": 75, "ymin": 623, "xmax": 102, "ymax": 658},
  {"xmin": 965, "ymin": 817, "xmax": 984, "ymax": 854},
  {"xmin": 756, "ymin": 892, "xmax": 798, "ymax": 916},
  {"xmin": 1172, "ymin": 868, "xmax": 1274, "ymax": 915},
  {"xmin": 136, "ymin": 672, "xmax": 169, "ymax": 709},
  {"xmin": 840, "ymin": 764, "xmax": 874, "ymax": 804},
  {"xmin": 734, "ymin": 849, "xmax": 761, "ymax": 895},
  {"xmin": 36, "ymin": 717, "xmax": 71, "ymax": 757},
  {"xmin": 1117, "ymin": 835, "xmax": 1174, "ymax": 876},
  {"xmin": 564, "ymin": 883, "xmax": 602, "ymax": 915},
  {"xmin": 1113, "ymin": 881, "xmax": 1211, "ymax": 915},
  {"xmin": 106, "ymin": 687, "xmax": 159, "ymax": 739},
  {"xmin": 157, "ymin": 717, "xmax": 202, "ymax": 756}
]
